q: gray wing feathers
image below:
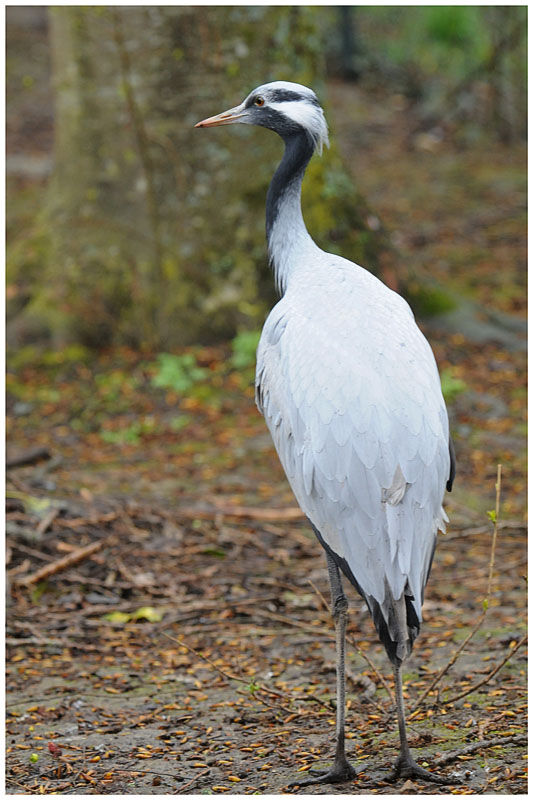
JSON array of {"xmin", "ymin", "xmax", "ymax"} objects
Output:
[{"xmin": 256, "ymin": 273, "xmax": 450, "ymax": 623}]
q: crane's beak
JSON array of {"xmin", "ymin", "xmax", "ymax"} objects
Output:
[{"xmin": 195, "ymin": 103, "xmax": 246, "ymax": 128}]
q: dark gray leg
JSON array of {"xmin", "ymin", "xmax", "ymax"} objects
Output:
[
  {"xmin": 290, "ymin": 552, "xmax": 357, "ymax": 787},
  {"xmin": 390, "ymin": 663, "xmax": 460, "ymax": 784}
]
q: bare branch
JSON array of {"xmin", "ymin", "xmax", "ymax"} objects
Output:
[
  {"xmin": 409, "ymin": 464, "xmax": 503, "ymax": 717},
  {"xmin": 444, "ymin": 633, "xmax": 527, "ymax": 705}
]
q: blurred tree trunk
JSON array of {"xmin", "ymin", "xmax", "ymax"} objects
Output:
[
  {"xmin": 46, "ymin": 5, "xmax": 389, "ymax": 348},
  {"xmin": 484, "ymin": 6, "xmax": 526, "ymax": 144},
  {"xmin": 338, "ymin": 7, "xmax": 361, "ymax": 81}
]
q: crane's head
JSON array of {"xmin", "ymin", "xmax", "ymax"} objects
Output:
[{"xmin": 195, "ymin": 81, "xmax": 329, "ymax": 155}]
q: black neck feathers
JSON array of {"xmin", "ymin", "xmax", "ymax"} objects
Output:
[{"xmin": 266, "ymin": 132, "xmax": 315, "ymax": 238}]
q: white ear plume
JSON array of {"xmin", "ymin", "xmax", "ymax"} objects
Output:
[{"xmin": 268, "ymin": 99, "xmax": 329, "ymax": 154}]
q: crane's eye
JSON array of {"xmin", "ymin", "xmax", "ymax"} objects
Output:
[{"xmin": 254, "ymin": 97, "xmax": 265, "ymax": 107}]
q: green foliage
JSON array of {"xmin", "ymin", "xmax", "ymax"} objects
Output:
[
  {"xmin": 99, "ymin": 417, "xmax": 156, "ymax": 445},
  {"xmin": 151, "ymin": 353, "xmax": 208, "ymax": 394},
  {"xmin": 201, "ymin": 547, "xmax": 227, "ymax": 559},
  {"xmin": 170, "ymin": 413, "xmax": 193, "ymax": 432},
  {"xmin": 356, "ymin": 4, "xmax": 526, "ymax": 143},
  {"xmin": 6, "ymin": 492, "xmax": 60, "ymax": 519},
  {"xmin": 31, "ymin": 583, "xmax": 48, "ymax": 603},
  {"xmin": 231, "ymin": 330, "xmax": 261, "ymax": 370},
  {"xmin": 440, "ymin": 367, "xmax": 467, "ymax": 403},
  {"xmin": 407, "ymin": 283, "xmax": 457, "ymax": 317},
  {"xmin": 361, "ymin": 6, "xmax": 492, "ymax": 80},
  {"xmin": 95, "ymin": 370, "xmax": 140, "ymax": 402},
  {"xmin": 425, "ymin": 6, "xmax": 476, "ymax": 47}
]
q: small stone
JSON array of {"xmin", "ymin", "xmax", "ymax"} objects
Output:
[{"xmin": 398, "ymin": 779, "xmax": 417, "ymax": 793}]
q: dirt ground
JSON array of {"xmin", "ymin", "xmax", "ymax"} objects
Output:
[
  {"xmin": 5, "ymin": 493, "xmax": 527, "ymax": 795},
  {"xmin": 6, "ymin": 9, "xmax": 527, "ymax": 797}
]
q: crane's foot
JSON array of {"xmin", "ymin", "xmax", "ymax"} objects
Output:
[
  {"xmin": 288, "ymin": 756, "xmax": 358, "ymax": 788},
  {"xmin": 388, "ymin": 753, "xmax": 461, "ymax": 785}
]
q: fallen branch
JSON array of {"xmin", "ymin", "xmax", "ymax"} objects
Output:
[
  {"xmin": 178, "ymin": 503, "xmax": 303, "ymax": 521},
  {"xmin": 15, "ymin": 540, "xmax": 104, "ymax": 586},
  {"xmin": 5, "ymin": 636, "xmax": 66, "ymax": 646},
  {"xmin": 237, "ymin": 687, "xmax": 311, "ymax": 718},
  {"xmin": 409, "ymin": 464, "xmax": 502, "ymax": 717},
  {"xmin": 6, "ymin": 446, "xmax": 51, "ymax": 469},
  {"xmin": 176, "ymin": 768, "xmax": 210, "ymax": 794},
  {"xmin": 249, "ymin": 606, "xmax": 334, "ymax": 639},
  {"xmin": 162, "ymin": 632, "xmax": 333, "ymax": 712},
  {"xmin": 444, "ymin": 632, "xmax": 527, "ymax": 704},
  {"xmin": 35, "ymin": 507, "xmax": 60, "ymax": 538},
  {"xmin": 162, "ymin": 631, "xmax": 255, "ymax": 684},
  {"xmin": 434, "ymin": 733, "xmax": 527, "ymax": 766},
  {"xmin": 10, "ymin": 541, "xmax": 55, "ymax": 562},
  {"xmin": 56, "ymin": 511, "xmax": 120, "ymax": 529},
  {"xmin": 156, "ymin": 594, "xmax": 279, "ymax": 627}
]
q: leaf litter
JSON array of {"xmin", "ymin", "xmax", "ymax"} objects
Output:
[{"xmin": 6, "ymin": 84, "xmax": 526, "ymax": 794}]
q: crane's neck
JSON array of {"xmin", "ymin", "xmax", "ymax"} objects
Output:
[{"xmin": 266, "ymin": 133, "xmax": 319, "ymax": 294}]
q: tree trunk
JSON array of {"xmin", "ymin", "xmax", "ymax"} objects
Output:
[{"xmin": 46, "ymin": 6, "xmax": 388, "ymax": 348}]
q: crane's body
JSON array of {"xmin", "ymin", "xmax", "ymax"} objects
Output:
[
  {"xmin": 196, "ymin": 81, "xmax": 456, "ymax": 786},
  {"xmin": 257, "ymin": 252, "xmax": 449, "ymax": 661}
]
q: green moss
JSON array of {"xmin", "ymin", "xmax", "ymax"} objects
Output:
[{"xmin": 405, "ymin": 282, "xmax": 457, "ymax": 317}]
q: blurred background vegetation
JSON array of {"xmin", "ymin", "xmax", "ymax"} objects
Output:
[{"xmin": 7, "ymin": 5, "xmax": 526, "ymax": 354}]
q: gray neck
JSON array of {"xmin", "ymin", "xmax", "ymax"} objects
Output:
[{"xmin": 266, "ymin": 133, "xmax": 316, "ymax": 294}]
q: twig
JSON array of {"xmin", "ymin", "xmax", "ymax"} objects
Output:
[
  {"xmin": 237, "ymin": 687, "xmax": 300, "ymax": 717},
  {"xmin": 5, "ymin": 472, "xmax": 31, "ymax": 492},
  {"xmin": 176, "ymin": 768, "xmax": 210, "ymax": 794},
  {"xmin": 56, "ymin": 512, "xmax": 119, "ymax": 529},
  {"xmin": 15, "ymin": 540, "xmax": 104, "ymax": 586},
  {"xmin": 254, "ymin": 682, "xmax": 333, "ymax": 712},
  {"xmin": 178, "ymin": 503, "xmax": 304, "ymax": 521},
  {"xmin": 444, "ymin": 633, "xmax": 527, "ymax": 704},
  {"xmin": 250, "ymin": 606, "xmax": 333, "ymax": 636},
  {"xmin": 9, "ymin": 541, "xmax": 55, "ymax": 562},
  {"xmin": 433, "ymin": 733, "xmax": 527, "ymax": 766},
  {"xmin": 5, "ymin": 636, "xmax": 66, "ymax": 646},
  {"xmin": 157, "ymin": 594, "xmax": 279, "ymax": 626},
  {"xmin": 307, "ymin": 578, "xmax": 330, "ymax": 613},
  {"xmin": 35, "ymin": 507, "xmax": 60, "ymax": 537},
  {"xmin": 409, "ymin": 464, "xmax": 502, "ymax": 717},
  {"xmin": 162, "ymin": 631, "xmax": 247, "ymax": 683},
  {"xmin": 6, "ymin": 446, "xmax": 51, "ymax": 469},
  {"xmin": 161, "ymin": 632, "xmax": 332, "ymax": 712},
  {"xmin": 346, "ymin": 634, "xmax": 394, "ymax": 706}
]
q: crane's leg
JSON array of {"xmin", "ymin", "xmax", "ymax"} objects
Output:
[
  {"xmin": 289, "ymin": 553, "xmax": 357, "ymax": 787},
  {"xmin": 390, "ymin": 663, "xmax": 460, "ymax": 784}
]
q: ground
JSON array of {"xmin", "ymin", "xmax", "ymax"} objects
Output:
[{"xmin": 6, "ymin": 12, "xmax": 527, "ymax": 796}]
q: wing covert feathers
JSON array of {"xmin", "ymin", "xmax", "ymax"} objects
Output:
[{"xmin": 256, "ymin": 259, "xmax": 452, "ymax": 664}]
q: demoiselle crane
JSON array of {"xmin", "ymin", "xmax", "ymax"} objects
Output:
[{"xmin": 196, "ymin": 81, "xmax": 456, "ymax": 786}]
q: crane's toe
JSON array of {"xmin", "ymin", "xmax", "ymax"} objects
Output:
[
  {"xmin": 288, "ymin": 756, "xmax": 358, "ymax": 788},
  {"xmin": 389, "ymin": 753, "xmax": 462, "ymax": 785}
]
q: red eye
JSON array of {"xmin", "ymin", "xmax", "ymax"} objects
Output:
[{"xmin": 255, "ymin": 97, "xmax": 265, "ymax": 107}]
